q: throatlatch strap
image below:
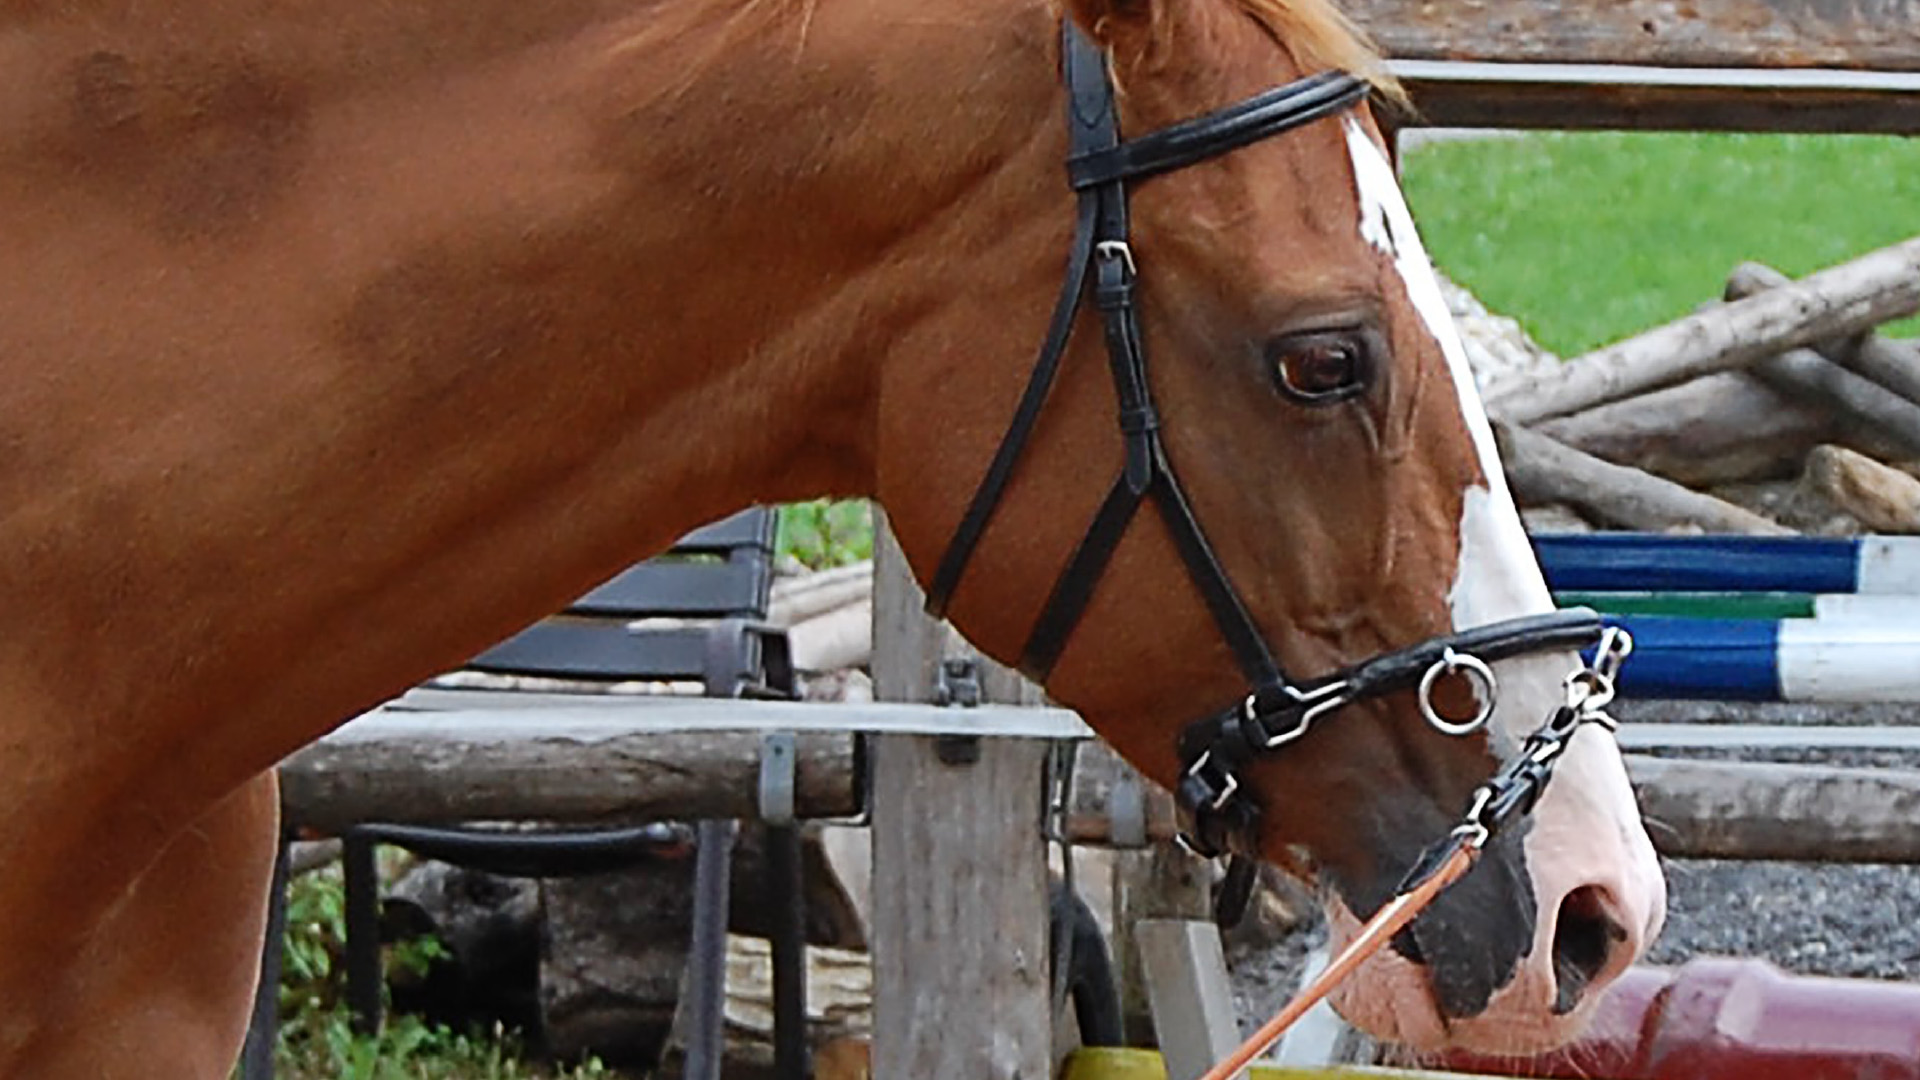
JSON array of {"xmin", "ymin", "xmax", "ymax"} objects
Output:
[
  {"xmin": 926, "ymin": 192, "xmax": 1099, "ymax": 618},
  {"xmin": 1021, "ymin": 475, "xmax": 1145, "ymax": 680},
  {"xmin": 926, "ymin": 26, "xmax": 1116, "ymax": 619},
  {"xmin": 1149, "ymin": 475, "xmax": 1286, "ymax": 689}
]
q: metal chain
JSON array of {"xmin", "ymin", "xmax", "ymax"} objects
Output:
[{"xmin": 1403, "ymin": 627, "xmax": 1634, "ymax": 891}]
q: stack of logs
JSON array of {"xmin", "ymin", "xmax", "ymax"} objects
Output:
[{"xmin": 1480, "ymin": 236, "xmax": 1920, "ymax": 535}]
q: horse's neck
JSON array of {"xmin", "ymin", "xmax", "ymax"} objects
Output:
[{"xmin": 0, "ymin": 0, "xmax": 1063, "ymax": 824}]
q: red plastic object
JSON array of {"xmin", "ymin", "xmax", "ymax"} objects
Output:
[{"xmin": 1434, "ymin": 959, "xmax": 1920, "ymax": 1080}]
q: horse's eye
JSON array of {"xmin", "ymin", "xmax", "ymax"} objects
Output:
[{"xmin": 1270, "ymin": 333, "xmax": 1371, "ymax": 404}]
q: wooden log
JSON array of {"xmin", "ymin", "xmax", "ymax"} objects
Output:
[
  {"xmin": 720, "ymin": 934, "xmax": 873, "ymax": 1062},
  {"xmin": 769, "ymin": 562, "xmax": 871, "ymax": 626},
  {"xmin": 1485, "ymin": 236, "xmax": 1920, "ymax": 424},
  {"xmin": 1747, "ymin": 350, "xmax": 1920, "ymax": 460},
  {"xmin": 867, "ymin": 516, "xmax": 1054, "ymax": 1080},
  {"xmin": 1797, "ymin": 445, "xmax": 1920, "ymax": 534},
  {"xmin": 1628, "ymin": 755, "xmax": 1920, "ymax": 863},
  {"xmin": 1722, "ymin": 263, "xmax": 1920, "ymax": 459},
  {"xmin": 1339, "ymin": 0, "xmax": 1920, "ymax": 73},
  {"xmin": 788, "ymin": 598, "xmax": 872, "ymax": 673},
  {"xmin": 1730, "ymin": 261, "xmax": 1920, "ymax": 408},
  {"xmin": 1495, "ymin": 422, "xmax": 1793, "ymax": 534},
  {"xmin": 1535, "ymin": 372, "xmax": 1836, "ymax": 485},
  {"xmin": 280, "ymin": 725, "xmax": 861, "ymax": 833},
  {"xmin": 288, "ymin": 838, "xmax": 343, "ymax": 876}
]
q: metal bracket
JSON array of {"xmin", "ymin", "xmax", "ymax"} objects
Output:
[
  {"xmin": 758, "ymin": 730, "xmax": 797, "ymax": 826},
  {"xmin": 934, "ymin": 657, "xmax": 984, "ymax": 765},
  {"xmin": 933, "ymin": 657, "xmax": 983, "ymax": 708}
]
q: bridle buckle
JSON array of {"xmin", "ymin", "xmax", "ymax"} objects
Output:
[
  {"xmin": 1093, "ymin": 239, "xmax": 1136, "ymax": 276},
  {"xmin": 1185, "ymin": 749, "xmax": 1242, "ymax": 812},
  {"xmin": 1251, "ymin": 680, "xmax": 1351, "ymax": 749}
]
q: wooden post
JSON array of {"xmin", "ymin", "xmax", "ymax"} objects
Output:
[{"xmin": 869, "ymin": 513, "xmax": 1055, "ymax": 1078}]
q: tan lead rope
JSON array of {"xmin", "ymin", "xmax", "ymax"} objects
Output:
[{"xmin": 1195, "ymin": 842, "xmax": 1480, "ymax": 1080}]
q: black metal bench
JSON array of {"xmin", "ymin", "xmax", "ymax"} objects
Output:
[{"xmin": 244, "ymin": 507, "xmax": 809, "ymax": 1080}]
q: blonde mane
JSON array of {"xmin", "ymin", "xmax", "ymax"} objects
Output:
[{"xmin": 1236, "ymin": 0, "xmax": 1402, "ymax": 100}]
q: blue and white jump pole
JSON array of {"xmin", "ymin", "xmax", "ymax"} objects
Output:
[
  {"xmin": 1534, "ymin": 533, "xmax": 1920, "ymax": 595},
  {"xmin": 1593, "ymin": 615, "xmax": 1920, "ymax": 703},
  {"xmin": 1534, "ymin": 534, "xmax": 1920, "ymax": 703}
]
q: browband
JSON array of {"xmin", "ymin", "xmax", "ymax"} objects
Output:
[{"xmin": 1067, "ymin": 70, "xmax": 1371, "ymax": 190}]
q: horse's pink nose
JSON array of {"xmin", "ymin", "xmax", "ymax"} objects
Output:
[{"xmin": 1549, "ymin": 882, "xmax": 1639, "ymax": 1015}]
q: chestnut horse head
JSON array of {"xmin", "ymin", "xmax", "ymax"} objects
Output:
[
  {"xmin": 875, "ymin": 0, "xmax": 1666, "ymax": 1053},
  {"xmin": 0, "ymin": 0, "xmax": 1658, "ymax": 1068}
]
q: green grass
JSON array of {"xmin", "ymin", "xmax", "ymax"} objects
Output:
[
  {"xmin": 1401, "ymin": 132, "xmax": 1920, "ymax": 357},
  {"xmin": 776, "ymin": 499, "xmax": 873, "ymax": 569},
  {"xmin": 257, "ymin": 870, "xmax": 611, "ymax": 1080}
]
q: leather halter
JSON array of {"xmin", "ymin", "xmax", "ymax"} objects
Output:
[{"xmin": 927, "ymin": 22, "xmax": 1604, "ymax": 866}]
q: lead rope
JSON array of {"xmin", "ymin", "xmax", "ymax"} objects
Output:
[{"xmin": 1195, "ymin": 628, "xmax": 1635, "ymax": 1080}]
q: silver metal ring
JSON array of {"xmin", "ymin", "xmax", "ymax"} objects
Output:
[{"xmin": 1418, "ymin": 648, "xmax": 1498, "ymax": 736}]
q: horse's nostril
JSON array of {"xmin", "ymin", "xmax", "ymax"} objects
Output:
[{"xmin": 1551, "ymin": 884, "xmax": 1630, "ymax": 1015}]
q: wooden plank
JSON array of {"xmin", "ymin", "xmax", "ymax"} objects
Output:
[
  {"xmin": 1111, "ymin": 845, "xmax": 1211, "ymax": 1046},
  {"xmin": 868, "ymin": 515, "xmax": 1055, "ymax": 1079},
  {"xmin": 1343, "ymin": 0, "xmax": 1920, "ymax": 72},
  {"xmin": 869, "ymin": 512, "xmax": 946, "ymax": 705},
  {"xmin": 1135, "ymin": 920, "xmax": 1241, "ymax": 1080},
  {"xmin": 1394, "ymin": 61, "xmax": 1920, "ymax": 132}
]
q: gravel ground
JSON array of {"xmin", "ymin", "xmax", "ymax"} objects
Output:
[{"xmin": 1641, "ymin": 736, "xmax": 1920, "ymax": 982}]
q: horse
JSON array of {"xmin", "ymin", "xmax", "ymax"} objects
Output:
[{"xmin": 0, "ymin": 0, "xmax": 1665, "ymax": 1072}]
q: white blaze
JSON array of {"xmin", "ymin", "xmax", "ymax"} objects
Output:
[
  {"xmin": 1342, "ymin": 118, "xmax": 1553, "ymax": 642},
  {"xmin": 1329, "ymin": 120, "xmax": 1665, "ymax": 1051}
]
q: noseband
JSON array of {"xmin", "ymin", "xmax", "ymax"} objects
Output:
[{"xmin": 926, "ymin": 24, "xmax": 1605, "ymax": 867}]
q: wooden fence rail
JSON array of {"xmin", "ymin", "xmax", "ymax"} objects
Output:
[
  {"xmin": 1332, "ymin": 0, "xmax": 1920, "ymax": 132},
  {"xmin": 282, "ymin": 713, "xmax": 1920, "ymax": 865}
]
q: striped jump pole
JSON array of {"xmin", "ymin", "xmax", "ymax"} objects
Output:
[
  {"xmin": 1534, "ymin": 533, "xmax": 1920, "ymax": 595},
  {"xmin": 1597, "ymin": 614, "xmax": 1920, "ymax": 703},
  {"xmin": 1556, "ymin": 591, "xmax": 1920, "ymax": 622}
]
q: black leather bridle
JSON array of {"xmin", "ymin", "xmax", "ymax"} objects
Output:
[{"xmin": 926, "ymin": 23, "xmax": 1606, "ymax": 874}]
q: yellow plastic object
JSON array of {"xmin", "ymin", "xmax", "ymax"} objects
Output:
[
  {"xmin": 1061, "ymin": 1048, "xmax": 1505, "ymax": 1080},
  {"xmin": 1063, "ymin": 1048, "xmax": 1168, "ymax": 1079}
]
